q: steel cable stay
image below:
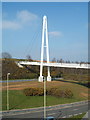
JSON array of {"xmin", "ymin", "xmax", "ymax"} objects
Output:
[
  {"xmin": 26, "ymin": 30, "xmax": 40, "ymax": 60},
  {"xmin": 4, "ymin": 23, "xmax": 41, "ymax": 111},
  {"xmin": 29, "ymin": 28, "xmax": 41, "ymax": 61},
  {"xmin": 23, "ymin": 23, "xmax": 42, "ymax": 60}
]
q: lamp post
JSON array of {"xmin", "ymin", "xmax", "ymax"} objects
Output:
[
  {"xmin": 44, "ymin": 77, "xmax": 46, "ymax": 119},
  {"xmin": 7, "ymin": 73, "xmax": 10, "ymax": 110}
]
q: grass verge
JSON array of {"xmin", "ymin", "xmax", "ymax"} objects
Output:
[
  {"xmin": 1, "ymin": 81, "xmax": 88, "ymax": 110},
  {"xmin": 2, "ymin": 89, "xmax": 88, "ymax": 111}
]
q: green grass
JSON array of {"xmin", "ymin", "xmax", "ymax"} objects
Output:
[
  {"xmin": 70, "ymin": 113, "xmax": 86, "ymax": 119},
  {"xmin": 2, "ymin": 89, "xmax": 88, "ymax": 111},
  {"xmin": 2, "ymin": 90, "xmax": 43, "ymax": 110},
  {"xmin": 55, "ymin": 78, "xmax": 88, "ymax": 84},
  {"xmin": 1, "ymin": 80, "xmax": 88, "ymax": 111}
]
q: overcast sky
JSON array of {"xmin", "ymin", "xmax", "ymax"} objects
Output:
[{"xmin": 2, "ymin": 2, "xmax": 88, "ymax": 62}]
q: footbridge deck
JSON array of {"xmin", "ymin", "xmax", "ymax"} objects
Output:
[{"xmin": 17, "ymin": 61, "xmax": 90, "ymax": 69}]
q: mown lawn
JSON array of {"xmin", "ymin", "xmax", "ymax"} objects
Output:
[
  {"xmin": 1, "ymin": 81, "xmax": 89, "ymax": 111},
  {"xmin": 2, "ymin": 90, "xmax": 88, "ymax": 111}
]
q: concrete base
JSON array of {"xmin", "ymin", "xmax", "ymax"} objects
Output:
[
  {"xmin": 38, "ymin": 76, "xmax": 44, "ymax": 82},
  {"xmin": 47, "ymin": 76, "xmax": 51, "ymax": 81}
]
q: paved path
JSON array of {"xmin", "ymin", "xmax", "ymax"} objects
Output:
[{"xmin": 0, "ymin": 79, "xmax": 37, "ymax": 83}]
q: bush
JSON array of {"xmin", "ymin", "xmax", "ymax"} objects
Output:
[
  {"xmin": 53, "ymin": 89, "xmax": 65, "ymax": 97},
  {"xmin": 47, "ymin": 88, "xmax": 73, "ymax": 98},
  {"xmin": 23, "ymin": 87, "xmax": 73, "ymax": 98},
  {"xmin": 64, "ymin": 89, "xmax": 73, "ymax": 98},
  {"xmin": 23, "ymin": 88, "xmax": 44, "ymax": 96},
  {"xmin": 47, "ymin": 88, "xmax": 57, "ymax": 96}
]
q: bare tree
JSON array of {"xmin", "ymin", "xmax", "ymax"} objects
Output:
[
  {"xmin": 26, "ymin": 55, "xmax": 32, "ymax": 61},
  {"xmin": 52, "ymin": 57, "xmax": 56, "ymax": 62},
  {"xmin": 57, "ymin": 59, "xmax": 60, "ymax": 63},
  {"xmin": 66, "ymin": 60, "xmax": 70, "ymax": 63},
  {"xmin": 2, "ymin": 52, "xmax": 12, "ymax": 59},
  {"xmin": 59, "ymin": 58, "xmax": 64, "ymax": 63}
]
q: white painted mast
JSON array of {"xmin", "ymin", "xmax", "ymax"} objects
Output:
[{"xmin": 38, "ymin": 16, "xmax": 51, "ymax": 82}]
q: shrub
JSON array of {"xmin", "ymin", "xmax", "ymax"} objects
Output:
[
  {"xmin": 47, "ymin": 88, "xmax": 73, "ymax": 98},
  {"xmin": 47, "ymin": 88, "xmax": 57, "ymax": 96},
  {"xmin": 64, "ymin": 89, "xmax": 73, "ymax": 98},
  {"xmin": 23, "ymin": 88, "xmax": 44, "ymax": 96},
  {"xmin": 23, "ymin": 87, "xmax": 73, "ymax": 98},
  {"xmin": 53, "ymin": 89, "xmax": 65, "ymax": 97}
]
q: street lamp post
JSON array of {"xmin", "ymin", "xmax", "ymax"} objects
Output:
[
  {"xmin": 44, "ymin": 77, "xmax": 46, "ymax": 119},
  {"xmin": 7, "ymin": 73, "xmax": 10, "ymax": 111}
]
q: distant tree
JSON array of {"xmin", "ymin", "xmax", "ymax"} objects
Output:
[
  {"xmin": 59, "ymin": 58, "xmax": 64, "ymax": 63},
  {"xmin": 52, "ymin": 58, "xmax": 56, "ymax": 62},
  {"xmin": 2, "ymin": 52, "xmax": 12, "ymax": 59},
  {"xmin": 43, "ymin": 59, "xmax": 46, "ymax": 62},
  {"xmin": 66, "ymin": 60, "xmax": 70, "ymax": 63},
  {"xmin": 26, "ymin": 55, "xmax": 32, "ymax": 61},
  {"xmin": 75, "ymin": 61, "xmax": 79, "ymax": 64},
  {"xmin": 57, "ymin": 59, "xmax": 60, "ymax": 63},
  {"xmin": 80, "ymin": 61, "xmax": 85, "ymax": 64}
]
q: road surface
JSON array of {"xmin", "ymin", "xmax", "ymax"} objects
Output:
[
  {"xmin": 0, "ymin": 79, "xmax": 37, "ymax": 83},
  {"xmin": 1, "ymin": 101, "xmax": 89, "ymax": 120}
]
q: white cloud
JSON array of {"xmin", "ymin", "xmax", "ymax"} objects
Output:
[
  {"xmin": 49, "ymin": 31, "xmax": 63, "ymax": 37},
  {"xmin": 2, "ymin": 10, "xmax": 38, "ymax": 30},
  {"xmin": 17, "ymin": 10, "xmax": 38, "ymax": 23},
  {"xmin": 2, "ymin": 20, "xmax": 21, "ymax": 30}
]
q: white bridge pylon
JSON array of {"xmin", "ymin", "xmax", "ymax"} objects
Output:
[
  {"xmin": 39, "ymin": 16, "xmax": 51, "ymax": 82},
  {"xmin": 18, "ymin": 16, "xmax": 90, "ymax": 82}
]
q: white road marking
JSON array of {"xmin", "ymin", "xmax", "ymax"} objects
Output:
[
  {"xmin": 48, "ymin": 113, "xmax": 56, "ymax": 115},
  {"xmin": 74, "ymin": 114, "xmax": 78, "ymax": 116},
  {"xmin": 62, "ymin": 116, "xmax": 66, "ymax": 118},
  {"xmin": 79, "ymin": 113, "xmax": 82, "ymax": 114},
  {"xmin": 69, "ymin": 115, "xmax": 72, "ymax": 117},
  {"xmin": 73, "ymin": 109, "xmax": 78, "ymax": 111}
]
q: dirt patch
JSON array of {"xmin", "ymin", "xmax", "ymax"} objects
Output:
[
  {"xmin": 80, "ymin": 92, "xmax": 88, "ymax": 97},
  {"xmin": 2, "ymin": 81, "xmax": 68, "ymax": 90},
  {"xmin": 1, "ymin": 81, "xmax": 89, "ymax": 97},
  {"xmin": 2, "ymin": 81, "xmax": 43, "ymax": 90}
]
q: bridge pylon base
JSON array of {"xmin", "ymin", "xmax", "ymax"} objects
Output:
[
  {"xmin": 47, "ymin": 76, "xmax": 51, "ymax": 81},
  {"xmin": 38, "ymin": 76, "xmax": 44, "ymax": 82}
]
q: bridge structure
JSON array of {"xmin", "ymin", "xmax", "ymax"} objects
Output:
[{"xmin": 18, "ymin": 16, "xmax": 90, "ymax": 82}]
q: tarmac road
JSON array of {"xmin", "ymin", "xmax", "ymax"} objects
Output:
[{"xmin": 1, "ymin": 101, "xmax": 89, "ymax": 120}]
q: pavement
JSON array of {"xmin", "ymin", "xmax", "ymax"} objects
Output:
[{"xmin": 1, "ymin": 100, "xmax": 89, "ymax": 120}]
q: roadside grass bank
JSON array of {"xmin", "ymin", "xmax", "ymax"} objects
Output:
[
  {"xmin": 54, "ymin": 78, "xmax": 89, "ymax": 88},
  {"xmin": 1, "ymin": 81, "xmax": 88, "ymax": 110},
  {"xmin": 2, "ymin": 90, "xmax": 88, "ymax": 111}
]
